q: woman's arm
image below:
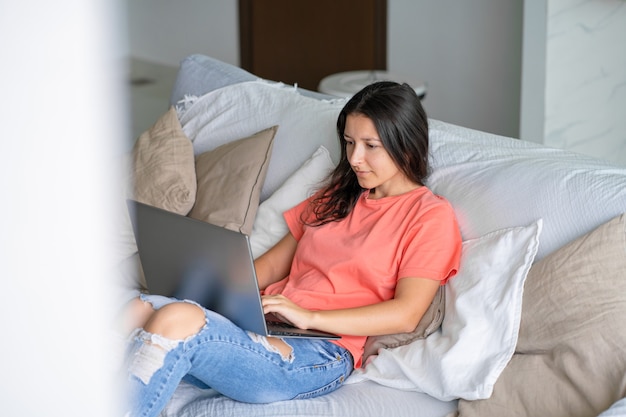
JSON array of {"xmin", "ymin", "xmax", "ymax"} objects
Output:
[
  {"xmin": 254, "ymin": 232, "xmax": 298, "ymax": 291},
  {"xmin": 261, "ymin": 276, "xmax": 441, "ymax": 336}
]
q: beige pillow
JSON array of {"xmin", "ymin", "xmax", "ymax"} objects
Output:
[
  {"xmin": 362, "ymin": 285, "xmax": 445, "ymax": 364},
  {"xmin": 132, "ymin": 106, "xmax": 196, "ymax": 215},
  {"xmin": 188, "ymin": 126, "xmax": 277, "ymax": 235},
  {"xmin": 458, "ymin": 214, "xmax": 626, "ymax": 417}
]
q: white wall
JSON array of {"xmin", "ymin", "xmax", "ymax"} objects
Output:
[
  {"xmin": 127, "ymin": 0, "xmax": 239, "ymax": 67},
  {"xmin": 387, "ymin": 0, "xmax": 523, "ymax": 139},
  {"xmin": 520, "ymin": 0, "xmax": 548, "ymax": 143},
  {"xmin": 0, "ymin": 1, "xmax": 123, "ymax": 415},
  {"xmin": 127, "ymin": 0, "xmax": 523, "ymax": 139}
]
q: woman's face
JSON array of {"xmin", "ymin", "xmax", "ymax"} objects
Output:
[{"xmin": 344, "ymin": 114, "xmax": 417, "ymax": 198}]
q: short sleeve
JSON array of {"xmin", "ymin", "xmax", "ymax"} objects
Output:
[
  {"xmin": 283, "ymin": 197, "xmax": 312, "ymax": 241},
  {"xmin": 398, "ymin": 199, "xmax": 462, "ymax": 285}
]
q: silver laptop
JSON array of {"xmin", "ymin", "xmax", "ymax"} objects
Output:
[{"xmin": 127, "ymin": 200, "xmax": 340, "ymax": 339}]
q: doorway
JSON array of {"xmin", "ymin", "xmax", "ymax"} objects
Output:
[{"xmin": 239, "ymin": 0, "xmax": 387, "ymax": 91}]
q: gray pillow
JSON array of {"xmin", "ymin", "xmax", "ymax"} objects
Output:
[{"xmin": 169, "ymin": 54, "xmax": 333, "ymax": 107}]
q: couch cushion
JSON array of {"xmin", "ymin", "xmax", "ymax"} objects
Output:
[
  {"xmin": 427, "ymin": 120, "xmax": 626, "ymax": 262},
  {"xmin": 132, "ymin": 106, "xmax": 196, "ymax": 215},
  {"xmin": 188, "ymin": 126, "xmax": 276, "ymax": 235},
  {"xmin": 169, "ymin": 54, "xmax": 334, "ymax": 107},
  {"xmin": 349, "ymin": 220, "xmax": 542, "ymax": 401},
  {"xmin": 177, "ymin": 81, "xmax": 347, "ymax": 201},
  {"xmin": 457, "ymin": 213, "xmax": 626, "ymax": 417}
]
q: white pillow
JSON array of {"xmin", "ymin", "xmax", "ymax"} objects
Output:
[
  {"xmin": 249, "ymin": 146, "xmax": 335, "ymax": 258},
  {"xmin": 427, "ymin": 119, "xmax": 626, "ymax": 262},
  {"xmin": 347, "ymin": 220, "xmax": 543, "ymax": 401},
  {"xmin": 178, "ymin": 81, "xmax": 347, "ymax": 201}
]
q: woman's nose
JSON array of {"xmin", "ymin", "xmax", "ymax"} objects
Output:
[{"xmin": 348, "ymin": 143, "xmax": 364, "ymax": 166}]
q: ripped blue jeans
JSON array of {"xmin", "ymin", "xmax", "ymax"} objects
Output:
[{"xmin": 125, "ymin": 294, "xmax": 353, "ymax": 417}]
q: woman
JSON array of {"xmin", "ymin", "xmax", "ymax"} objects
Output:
[{"xmin": 124, "ymin": 81, "xmax": 462, "ymax": 417}]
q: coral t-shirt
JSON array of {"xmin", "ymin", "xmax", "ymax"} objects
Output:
[{"xmin": 264, "ymin": 186, "xmax": 462, "ymax": 366}]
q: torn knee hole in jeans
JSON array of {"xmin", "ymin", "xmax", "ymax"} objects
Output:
[
  {"xmin": 247, "ymin": 332, "xmax": 294, "ymax": 362},
  {"xmin": 128, "ymin": 330, "xmax": 181, "ymax": 385}
]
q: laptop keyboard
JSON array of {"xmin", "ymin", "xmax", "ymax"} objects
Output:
[{"xmin": 266, "ymin": 320, "xmax": 304, "ymax": 336}]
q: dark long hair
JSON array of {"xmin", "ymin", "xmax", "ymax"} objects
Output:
[{"xmin": 306, "ymin": 81, "xmax": 429, "ymax": 226}]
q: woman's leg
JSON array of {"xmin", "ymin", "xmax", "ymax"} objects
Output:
[
  {"xmin": 118, "ymin": 297, "xmax": 156, "ymax": 336},
  {"xmin": 124, "ymin": 297, "xmax": 207, "ymax": 417},
  {"xmin": 125, "ymin": 298, "xmax": 353, "ymax": 417}
]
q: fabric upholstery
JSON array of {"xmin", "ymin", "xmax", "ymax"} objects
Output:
[
  {"xmin": 188, "ymin": 126, "xmax": 276, "ymax": 235},
  {"xmin": 457, "ymin": 214, "xmax": 626, "ymax": 417},
  {"xmin": 349, "ymin": 221, "xmax": 542, "ymax": 401},
  {"xmin": 132, "ymin": 106, "xmax": 196, "ymax": 215}
]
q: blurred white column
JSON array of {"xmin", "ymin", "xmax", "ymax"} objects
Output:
[{"xmin": 0, "ymin": 0, "xmax": 127, "ymax": 416}]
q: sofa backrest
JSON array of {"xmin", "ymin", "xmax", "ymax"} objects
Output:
[{"xmin": 171, "ymin": 54, "xmax": 626, "ymax": 261}]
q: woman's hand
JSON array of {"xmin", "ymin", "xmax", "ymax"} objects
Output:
[
  {"xmin": 266, "ymin": 277, "xmax": 442, "ymax": 336},
  {"xmin": 261, "ymin": 294, "xmax": 314, "ymax": 330},
  {"xmin": 263, "ymin": 277, "xmax": 441, "ymax": 336}
]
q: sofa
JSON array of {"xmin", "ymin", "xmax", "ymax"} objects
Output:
[{"xmin": 118, "ymin": 54, "xmax": 626, "ymax": 417}]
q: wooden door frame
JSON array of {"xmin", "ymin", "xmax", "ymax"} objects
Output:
[{"xmin": 238, "ymin": 0, "xmax": 387, "ymax": 72}]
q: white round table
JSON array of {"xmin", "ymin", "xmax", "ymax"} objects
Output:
[{"xmin": 318, "ymin": 70, "xmax": 427, "ymax": 99}]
